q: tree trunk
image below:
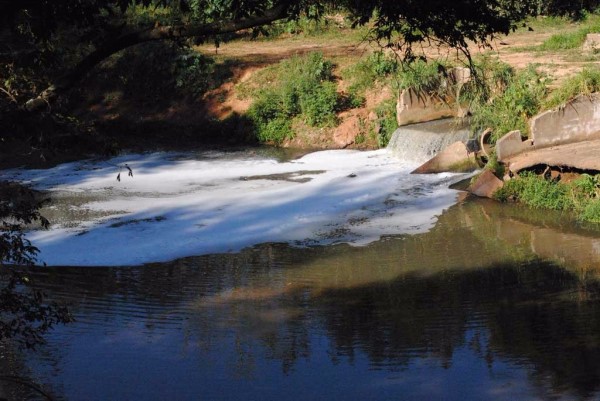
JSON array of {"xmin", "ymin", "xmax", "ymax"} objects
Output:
[{"xmin": 25, "ymin": 4, "xmax": 289, "ymax": 112}]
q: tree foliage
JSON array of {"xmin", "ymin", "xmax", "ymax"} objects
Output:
[
  {"xmin": 0, "ymin": 182, "xmax": 72, "ymax": 348},
  {"xmin": 0, "ymin": 0, "xmax": 585, "ymax": 111}
]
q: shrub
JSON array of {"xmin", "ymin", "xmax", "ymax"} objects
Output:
[
  {"xmin": 375, "ymin": 99, "xmax": 398, "ymax": 148},
  {"xmin": 256, "ymin": 118, "xmax": 293, "ymax": 144},
  {"xmin": 469, "ymin": 64, "xmax": 547, "ymax": 142},
  {"xmin": 101, "ymin": 42, "xmax": 231, "ymax": 102},
  {"xmin": 581, "ymin": 200, "xmax": 600, "ymax": 223},
  {"xmin": 395, "ymin": 59, "xmax": 452, "ymax": 96},
  {"xmin": 343, "ymin": 51, "xmax": 399, "ymax": 97},
  {"xmin": 300, "ymin": 81, "xmax": 339, "ymax": 126},
  {"xmin": 247, "ymin": 52, "xmax": 341, "ymax": 144}
]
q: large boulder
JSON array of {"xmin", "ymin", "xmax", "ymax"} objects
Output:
[
  {"xmin": 333, "ymin": 114, "xmax": 361, "ymax": 148},
  {"xmin": 412, "ymin": 141, "xmax": 478, "ymax": 174}
]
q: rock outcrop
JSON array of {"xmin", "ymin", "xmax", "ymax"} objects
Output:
[{"xmin": 333, "ymin": 114, "xmax": 361, "ymax": 148}]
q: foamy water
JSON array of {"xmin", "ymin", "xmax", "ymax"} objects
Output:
[{"xmin": 1, "ymin": 149, "xmax": 469, "ymax": 266}]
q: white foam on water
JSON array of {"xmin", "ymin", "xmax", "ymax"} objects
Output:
[{"xmin": 1, "ymin": 149, "xmax": 469, "ymax": 266}]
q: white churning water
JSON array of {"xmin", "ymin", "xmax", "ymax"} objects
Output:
[
  {"xmin": 387, "ymin": 118, "xmax": 471, "ymax": 164},
  {"xmin": 1, "ymin": 144, "xmax": 471, "ymax": 266}
]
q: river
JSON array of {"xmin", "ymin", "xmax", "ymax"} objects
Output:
[{"xmin": 2, "ymin": 142, "xmax": 600, "ymax": 400}]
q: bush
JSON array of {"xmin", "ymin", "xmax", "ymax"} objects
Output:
[
  {"xmin": 101, "ymin": 42, "xmax": 232, "ymax": 103},
  {"xmin": 343, "ymin": 51, "xmax": 398, "ymax": 98},
  {"xmin": 469, "ymin": 64, "xmax": 547, "ymax": 142},
  {"xmin": 0, "ymin": 182, "xmax": 72, "ymax": 348},
  {"xmin": 581, "ymin": 200, "xmax": 600, "ymax": 223},
  {"xmin": 395, "ymin": 59, "xmax": 451, "ymax": 96},
  {"xmin": 300, "ymin": 81, "xmax": 339, "ymax": 126},
  {"xmin": 375, "ymin": 99, "xmax": 398, "ymax": 147},
  {"xmin": 247, "ymin": 52, "xmax": 341, "ymax": 144}
]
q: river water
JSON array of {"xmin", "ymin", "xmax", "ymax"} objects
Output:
[{"xmin": 2, "ymin": 144, "xmax": 600, "ymax": 400}]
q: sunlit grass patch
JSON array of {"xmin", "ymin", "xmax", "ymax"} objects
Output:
[
  {"xmin": 544, "ymin": 67, "xmax": 600, "ymax": 109},
  {"xmin": 495, "ymin": 172, "xmax": 600, "ymax": 223}
]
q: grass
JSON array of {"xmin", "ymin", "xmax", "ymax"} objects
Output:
[
  {"xmin": 394, "ymin": 59, "xmax": 452, "ymax": 95},
  {"xmin": 544, "ymin": 67, "xmax": 600, "ymax": 108},
  {"xmin": 374, "ymin": 99, "xmax": 398, "ymax": 147},
  {"xmin": 468, "ymin": 62, "xmax": 547, "ymax": 142},
  {"xmin": 520, "ymin": 15, "xmax": 574, "ymax": 31},
  {"xmin": 494, "ymin": 172, "xmax": 600, "ymax": 223},
  {"xmin": 341, "ymin": 51, "xmax": 398, "ymax": 101},
  {"xmin": 538, "ymin": 14, "xmax": 600, "ymax": 50},
  {"xmin": 539, "ymin": 30, "xmax": 589, "ymax": 50},
  {"xmin": 246, "ymin": 52, "xmax": 342, "ymax": 144}
]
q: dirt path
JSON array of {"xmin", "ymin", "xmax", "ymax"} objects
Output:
[{"xmin": 196, "ymin": 24, "xmax": 596, "ymax": 122}]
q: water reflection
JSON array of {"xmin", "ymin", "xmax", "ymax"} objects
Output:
[{"xmin": 4, "ymin": 196, "xmax": 600, "ymax": 400}]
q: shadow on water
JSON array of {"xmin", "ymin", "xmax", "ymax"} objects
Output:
[{"xmin": 3, "ymin": 196, "xmax": 600, "ymax": 400}]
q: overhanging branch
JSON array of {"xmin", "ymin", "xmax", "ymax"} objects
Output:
[{"xmin": 25, "ymin": 3, "xmax": 289, "ymax": 112}]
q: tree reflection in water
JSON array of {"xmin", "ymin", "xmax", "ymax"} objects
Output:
[{"xmin": 3, "ymin": 197, "xmax": 600, "ymax": 400}]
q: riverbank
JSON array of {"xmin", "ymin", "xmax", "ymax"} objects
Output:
[{"xmin": 3, "ymin": 14, "xmax": 600, "ymax": 169}]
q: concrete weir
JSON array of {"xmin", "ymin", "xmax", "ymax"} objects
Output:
[
  {"xmin": 498, "ymin": 93, "xmax": 600, "ymax": 173},
  {"xmin": 386, "ymin": 118, "xmax": 470, "ymax": 165}
]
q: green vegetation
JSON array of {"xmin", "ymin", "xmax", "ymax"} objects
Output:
[
  {"xmin": 340, "ymin": 51, "xmax": 399, "ymax": 147},
  {"xmin": 0, "ymin": 183, "xmax": 72, "ymax": 348},
  {"xmin": 538, "ymin": 14, "xmax": 600, "ymax": 50},
  {"xmin": 540, "ymin": 30, "xmax": 589, "ymax": 50},
  {"xmin": 341, "ymin": 51, "xmax": 398, "ymax": 102},
  {"xmin": 494, "ymin": 172, "xmax": 600, "ymax": 223},
  {"xmin": 100, "ymin": 42, "xmax": 234, "ymax": 102},
  {"xmin": 544, "ymin": 67, "xmax": 600, "ymax": 108},
  {"xmin": 395, "ymin": 60, "xmax": 452, "ymax": 94},
  {"xmin": 469, "ymin": 63, "xmax": 547, "ymax": 142},
  {"xmin": 374, "ymin": 99, "xmax": 398, "ymax": 147},
  {"xmin": 263, "ymin": 11, "xmax": 367, "ymax": 40},
  {"xmin": 247, "ymin": 52, "xmax": 341, "ymax": 144}
]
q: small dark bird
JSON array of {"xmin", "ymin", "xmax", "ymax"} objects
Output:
[{"xmin": 528, "ymin": 27, "xmax": 534, "ymax": 31}]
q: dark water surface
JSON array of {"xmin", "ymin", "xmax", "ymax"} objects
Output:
[{"xmin": 3, "ymin": 196, "xmax": 600, "ymax": 400}]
